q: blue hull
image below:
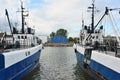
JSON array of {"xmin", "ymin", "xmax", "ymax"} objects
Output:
[
  {"xmin": 75, "ymin": 50, "xmax": 120, "ymax": 80},
  {"xmin": 0, "ymin": 50, "xmax": 41, "ymax": 80},
  {"xmin": 75, "ymin": 51, "xmax": 104, "ymax": 80},
  {"xmin": 90, "ymin": 60, "xmax": 120, "ymax": 80}
]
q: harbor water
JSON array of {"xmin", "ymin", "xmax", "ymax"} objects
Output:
[{"xmin": 22, "ymin": 47, "xmax": 93, "ymax": 80}]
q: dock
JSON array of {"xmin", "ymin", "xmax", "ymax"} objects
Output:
[{"xmin": 44, "ymin": 42, "xmax": 74, "ymax": 47}]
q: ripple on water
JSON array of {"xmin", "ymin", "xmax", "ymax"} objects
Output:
[{"xmin": 22, "ymin": 47, "xmax": 93, "ymax": 80}]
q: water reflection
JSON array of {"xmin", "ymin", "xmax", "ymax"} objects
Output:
[
  {"xmin": 40, "ymin": 47, "xmax": 76, "ymax": 80},
  {"xmin": 22, "ymin": 47, "xmax": 93, "ymax": 80},
  {"xmin": 74, "ymin": 63, "xmax": 94, "ymax": 80},
  {"xmin": 22, "ymin": 64, "xmax": 41, "ymax": 80}
]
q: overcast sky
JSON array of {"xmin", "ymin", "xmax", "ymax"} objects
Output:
[{"xmin": 0, "ymin": 0, "xmax": 120, "ymax": 37}]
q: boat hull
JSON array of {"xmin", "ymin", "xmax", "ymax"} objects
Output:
[
  {"xmin": 75, "ymin": 50, "xmax": 102, "ymax": 80},
  {"xmin": 75, "ymin": 46, "xmax": 120, "ymax": 80},
  {"xmin": 0, "ymin": 45, "xmax": 42, "ymax": 80}
]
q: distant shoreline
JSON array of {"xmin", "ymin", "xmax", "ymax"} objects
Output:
[{"xmin": 44, "ymin": 42, "xmax": 74, "ymax": 47}]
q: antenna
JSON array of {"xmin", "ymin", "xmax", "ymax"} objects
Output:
[{"xmin": 82, "ymin": 13, "xmax": 84, "ymax": 27}]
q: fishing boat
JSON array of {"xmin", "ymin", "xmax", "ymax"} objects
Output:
[
  {"xmin": 73, "ymin": 1, "xmax": 120, "ymax": 80},
  {"xmin": 0, "ymin": 1, "xmax": 43, "ymax": 80}
]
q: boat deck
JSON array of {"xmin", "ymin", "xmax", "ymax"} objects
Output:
[
  {"xmin": 0, "ymin": 45, "xmax": 38, "ymax": 53},
  {"xmin": 95, "ymin": 50, "xmax": 116, "ymax": 57},
  {"xmin": 77, "ymin": 44, "xmax": 120, "ymax": 58}
]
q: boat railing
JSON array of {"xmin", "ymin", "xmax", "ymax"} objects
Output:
[
  {"xmin": 77, "ymin": 42, "xmax": 120, "ymax": 58},
  {"xmin": 115, "ymin": 47, "xmax": 120, "ymax": 57},
  {"xmin": 0, "ymin": 38, "xmax": 41, "ymax": 52},
  {"xmin": 94, "ymin": 44, "xmax": 120, "ymax": 58}
]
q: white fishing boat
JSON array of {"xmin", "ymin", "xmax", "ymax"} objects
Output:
[
  {"xmin": 0, "ymin": 1, "xmax": 43, "ymax": 80},
  {"xmin": 74, "ymin": 1, "xmax": 120, "ymax": 80}
]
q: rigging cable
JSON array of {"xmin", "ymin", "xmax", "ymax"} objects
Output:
[
  {"xmin": 102, "ymin": 14, "xmax": 107, "ymax": 37},
  {"xmin": 106, "ymin": 15, "xmax": 114, "ymax": 35},
  {"xmin": 105, "ymin": 13, "xmax": 114, "ymax": 35},
  {"xmin": 110, "ymin": 11, "xmax": 120, "ymax": 34},
  {"xmin": 108, "ymin": 12, "xmax": 120, "ymax": 44}
]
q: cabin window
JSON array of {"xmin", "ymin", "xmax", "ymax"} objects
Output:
[
  {"xmin": 96, "ymin": 36, "xmax": 98, "ymax": 39},
  {"xmin": 25, "ymin": 36, "xmax": 27, "ymax": 39},
  {"xmin": 92, "ymin": 36, "xmax": 95, "ymax": 39},
  {"xmin": 21, "ymin": 36, "xmax": 24, "ymax": 39},
  {"xmin": 95, "ymin": 30, "xmax": 97, "ymax": 33},
  {"xmin": 18, "ymin": 36, "xmax": 20, "ymax": 39}
]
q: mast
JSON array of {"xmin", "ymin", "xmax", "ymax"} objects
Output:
[
  {"xmin": 88, "ymin": 0, "xmax": 95, "ymax": 33},
  {"xmin": 80, "ymin": 13, "xmax": 84, "ymax": 45},
  {"xmin": 85, "ymin": 7, "xmax": 108, "ymax": 41},
  {"xmin": 21, "ymin": 1, "xmax": 25, "ymax": 34},
  {"xmin": 82, "ymin": 13, "xmax": 84, "ymax": 28},
  {"xmin": 19, "ymin": 0, "xmax": 28, "ymax": 34},
  {"xmin": 91, "ymin": 1, "xmax": 94, "ymax": 33}
]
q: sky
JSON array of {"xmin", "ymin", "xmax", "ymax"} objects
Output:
[{"xmin": 0, "ymin": 0, "xmax": 120, "ymax": 37}]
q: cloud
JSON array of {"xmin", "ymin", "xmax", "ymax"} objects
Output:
[
  {"xmin": 0, "ymin": 0, "xmax": 120, "ymax": 37},
  {"xmin": 28, "ymin": 0, "xmax": 89, "ymax": 37}
]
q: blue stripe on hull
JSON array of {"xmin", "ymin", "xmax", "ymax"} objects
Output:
[
  {"xmin": 75, "ymin": 51, "xmax": 102, "ymax": 80},
  {"xmin": 0, "ymin": 50, "xmax": 41, "ymax": 80},
  {"xmin": 76, "ymin": 51, "xmax": 120, "ymax": 80},
  {"xmin": 90, "ymin": 60, "xmax": 120, "ymax": 80},
  {"xmin": 75, "ymin": 51, "xmax": 84, "ymax": 69},
  {"xmin": 0, "ymin": 54, "xmax": 5, "ymax": 71},
  {"xmin": 75, "ymin": 51, "xmax": 84, "ymax": 62}
]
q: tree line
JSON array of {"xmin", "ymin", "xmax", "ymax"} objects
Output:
[
  {"xmin": 50, "ymin": 29, "xmax": 67, "ymax": 38},
  {"xmin": 50, "ymin": 28, "xmax": 79, "ymax": 42}
]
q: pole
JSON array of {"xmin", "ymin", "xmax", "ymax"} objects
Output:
[
  {"xmin": 5, "ymin": 9, "xmax": 14, "ymax": 44},
  {"xmin": 21, "ymin": 1, "xmax": 25, "ymax": 34},
  {"xmin": 91, "ymin": 2, "xmax": 94, "ymax": 33}
]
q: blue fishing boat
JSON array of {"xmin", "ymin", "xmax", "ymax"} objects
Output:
[
  {"xmin": 74, "ymin": 1, "xmax": 120, "ymax": 80},
  {"xmin": 0, "ymin": 1, "xmax": 43, "ymax": 80}
]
